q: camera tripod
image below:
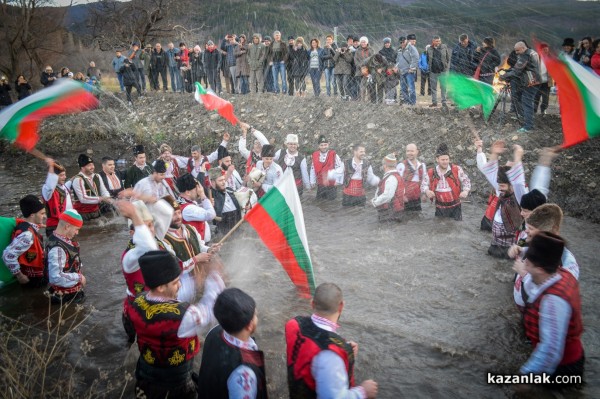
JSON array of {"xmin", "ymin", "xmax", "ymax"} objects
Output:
[{"xmin": 487, "ymin": 82, "xmax": 523, "ymax": 126}]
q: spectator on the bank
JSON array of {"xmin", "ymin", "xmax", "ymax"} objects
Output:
[
  {"xmin": 140, "ymin": 44, "xmax": 152, "ymax": 92},
  {"xmin": 450, "ymin": 34, "xmax": 477, "ymax": 76},
  {"xmin": 396, "ymin": 36, "xmax": 419, "ymax": 105},
  {"xmin": 308, "ymin": 38, "xmax": 324, "ymax": 97},
  {"xmin": 120, "ymin": 58, "xmax": 142, "ymax": 106},
  {"xmin": 190, "ymin": 45, "xmax": 206, "ymax": 88},
  {"xmin": 150, "ymin": 43, "xmax": 168, "ymax": 91},
  {"xmin": 321, "ymin": 35, "xmax": 337, "ymax": 97},
  {"xmin": 263, "ymin": 36, "xmax": 275, "ymax": 93},
  {"xmin": 0, "ymin": 76, "xmax": 12, "ymax": 109},
  {"xmin": 473, "ymin": 37, "xmax": 501, "ymax": 85},
  {"xmin": 59, "ymin": 67, "xmax": 70, "ymax": 78},
  {"xmin": 235, "ymin": 35, "xmax": 250, "ymax": 94},
  {"xmin": 379, "ymin": 38, "xmax": 398, "ymax": 104},
  {"xmin": 248, "ymin": 33, "xmax": 266, "ymax": 94},
  {"xmin": 289, "ymin": 37, "xmax": 309, "ymax": 97},
  {"xmin": 74, "ymin": 72, "xmax": 86, "ymax": 82},
  {"xmin": 364, "ymin": 53, "xmax": 388, "ymax": 104},
  {"xmin": 269, "ymin": 31, "xmax": 288, "ymax": 94},
  {"xmin": 112, "ymin": 50, "xmax": 126, "ymax": 91},
  {"xmin": 379, "ymin": 37, "xmax": 396, "ymax": 64},
  {"xmin": 334, "ymin": 43, "xmax": 353, "ymax": 100},
  {"xmin": 560, "ymin": 38, "xmax": 576, "ymax": 58},
  {"xmin": 354, "ymin": 36, "xmax": 374, "ymax": 102},
  {"xmin": 127, "ymin": 43, "xmax": 144, "ymax": 90},
  {"xmin": 426, "ymin": 35, "xmax": 451, "ymax": 107},
  {"xmin": 591, "ymin": 39, "xmax": 600, "ymax": 76},
  {"xmin": 286, "ymin": 35, "xmax": 295, "ymax": 96},
  {"xmin": 86, "ymin": 61, "xmax": 102, "ymax": 81},
  {"xmin": 204, "ymin": 40, "xmax": 222, "ymax": 93},
  {"xmin": 573, "ymin": 36, "xmax": 593, "ymax": 68},
  {"xmin": 223, "ymin": 34, "xmax": 239, "ymax": 94},
  {"xmin": 348, "ymin": 35, "xmax": 359, "ymax": 100},
  {"xmin": 534, "ymin": 43, "xmax": 551, "ymax": 115},
  {"xmin": 177, "ymin": 43, "xmax": 191, "ymax": 93},
  {"xmin": 419, "ymin": 45, "xmax": 431, "ymax": 96},
  {"xmin": 15, "ymin": 75, "xmax": 31, "ymax": 100},
  {"xmin": 166, "ymin": 42, "xmax": 181, "ymax": 92},
  {"xmin": 41, "ymin": 66, "xmax": 57, "ymax": 87}
]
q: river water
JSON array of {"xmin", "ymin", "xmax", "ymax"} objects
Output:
[{"xmin": 0, "ymin": 165, "xmax": 599, "ymax": 399}]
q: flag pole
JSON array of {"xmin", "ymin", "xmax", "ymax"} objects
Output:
[{"xmin": 216, "ymin": 218, "xmax": 246, "ymax": 245}]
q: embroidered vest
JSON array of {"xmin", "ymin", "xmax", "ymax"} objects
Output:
[
  {"xmin": 71, "ymin": 173, "xmax": 102, "ymax": 214},
  {"xmin": 44, "ymin": 185, "xmax": 68, "ymax": 228},
  {"xmin": 312, "ymin": 150, "xmax": 336, "ymax": 187},
  {"xmin": 12, "ymin": 221, "xmax": 44, "ymax": 277},
  {"xmin": 428, "ymin": 164, "xmax": 461, "ymax": 207},
  {"xmin": 376, "ymin": 172, "xmax": 405, "ymax": 213},
  {"xmin": 179, "ymin": 201, "xmax": 207, "ymax": 240},
  {"xmin": 163, "ymin": 225, "xmax": 202, "ymax": 263},
  {"xmin": 401, "ymin": 160, "xmax": 423, "ymax": 201},
  {"xmin": 45, "ymin": 234, "xmax": 82, "ymax": 294}
]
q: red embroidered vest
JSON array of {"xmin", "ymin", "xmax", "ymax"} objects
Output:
[
  {"xmin": 428, "ymin": 164, "xmax": 461, "ymax": 207},
  {"xmin": 312, "ymin": 150, "xmax": 336, "ymax": 187},
  {"xmin": 44, "ymin": 185, "xmax": 68, "ymax": 228},
  {"xmin": 401, "ymin": 160, "xmax": 423, "ymax": 201},
  {"xmin": 12, "ymin": 221, "xmax": 45, "ymax": 278},
  {"xmin": 180, "ymin": 201, "xmax": 206, "ymax": 240},
  {"xmin": 376, "ymin": 172, "xmax": 405, "ymax": 212}
]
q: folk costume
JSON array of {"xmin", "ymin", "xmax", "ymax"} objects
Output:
[
  {"xmin": 208, "ymin": 169, "xmax": 242, "ymax": 237},
  {"xmin": 238, "ymin": 128, "xmax": 269, "ymax": 174},
  {"xmin": 71, "ymin": 154, "xmax": 110, "ymax": 220},
  {"xmin": 186, "ymin": 140, "xmax": 228, "ymax": 186},
  {"xmin": 309, "ymin": 135, "xmax": 343, "ymax": 201},
  {"xmin": 340, "ymin": 157, "xmax": 380, "ymax": 207},
  {"xmin": 372, "ymin": 154, "xmax": 405, "ymax": 222},
  {"xmin": 42, "ymin": 164, "xmax": 73, "ymax": 237},
  {"xmin": 176, "ymin": 174, "xmax": 216, "ymax": 242},
  {"xmin": 131, "ymin": 251, "xmax": 224, "ymax": 399},
  {"xmin": 396, "ymin": 158, "xmax": 426, "ymax": 211},
  {"xmin": 45, "ymin": 210, "xmax": 85, "ymax": 304},
  {"xmin": 421, "ymin": 144, "xmax": 470, "ymax": 221},
  {"xmin": 254, "ymin": 145, "xmax": 283, "ymax": 199},
  {"xmin": 99, "ymin": 169, "xmax": 124, "ymax": 198},
  {"xmin": 274, "ymin": 134, "xmax": 310, "ymax": 196},
  {"xmin": 133, "ymin": 160, "xmax": 176, "ymax": 199},
  {"xmin": 124, "ymin": 145, "xmax": 153, "ymax": 189},
  {"xmin": 2, "ymin": 195, "xmax": 46, "ymax": 286},
  {"xmin": 217, "ymin": 146, "xmax": 244, "ymax": 191}
]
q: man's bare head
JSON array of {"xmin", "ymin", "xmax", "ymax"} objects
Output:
[{"xmin": 312, "ymin": 283, "xmax": 343, "ymax": 315}]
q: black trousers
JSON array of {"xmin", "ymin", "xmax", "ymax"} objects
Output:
[
  {"xmin": 316, "ymin": 186, "xmax": 337, "ymax": 200},
  {"xmin": 534, "ymin": 82, "xmax": 550, "ymax": 113},
  {"xmin": 216, "ymin": 210, "xmax": 241, "ymax": 236},
  {"xmin": 342, "ymin": 194, "xmax": 366, "ymax": 206}
]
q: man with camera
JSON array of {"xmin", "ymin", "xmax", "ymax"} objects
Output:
[
  {"xmin": 500, "ymin": 41, "xmax": 541, "ymax": 133},
  {"xmin": 41, "ymin": 66, "xmax": 57, "ymax": 88}
]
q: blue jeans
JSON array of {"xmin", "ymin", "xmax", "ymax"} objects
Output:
[
  {"xmin": 239, "ymin": 76, "xmax": 249, "ymax": 94},
  {"xmin": 116, "ymin": 72, "xmax": 124, "ymax": 91},
  {"xmin": 309, "ymin": 68, "xmax": 322, "ymax": 96},
  {"xmin": 135, "ymin": 68, "xmax": 146, "ymax": 91},
  {"xmin": 521, "ymin": 85, "xmax": 538, "ymax": 130},
  {"xmin": 272, "ymin": 62, "xmax": 287, "ymax": 93},
  {"xmin": 169, "ymin": 66, "xmax": 181, "ymax": 91},
  {"xmin": 400, "ymin": 72, "xmax": 416, "ymax": 105},
  {"xmin": 324, "ymin": 67, "xmax": 336, "ymax": 96}
]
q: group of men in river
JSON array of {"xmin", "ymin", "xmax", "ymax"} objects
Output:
[{"xmin": 1, "ymin": 118, "xmax": 585, "ymax": 397}]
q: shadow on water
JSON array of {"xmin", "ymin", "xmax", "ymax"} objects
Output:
[{"xmin": 1, "ymin": 171, "xmax": 600, "ymax": 398}]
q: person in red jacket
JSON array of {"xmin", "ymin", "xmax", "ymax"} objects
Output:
[{"xmin": 590, "ymin": 39, "xmax": 600, "ymax": 76}]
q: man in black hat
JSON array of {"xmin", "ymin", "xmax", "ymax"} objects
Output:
[
  {"xmin": 518, "ymin": 232, "xmax": 584, "ymax": 382},
  {"xmin": 130, "ymin": 250, "xmax": 225, "ymax": 399},
  {"xmin": 133, "ymin": 159, "xmax": 175, "ymax": 199},
  {"xmin": 125, "ymin": 145, "xmax": 153, "ymax": 189},
  {"xmin": 71, "ymin": 154, "xmax": 111, "ymax": 220},
  {"xmin": 217, "ymin": 145, "xmax": 243, "ymax": 191},
  {"xmin": 197, "ymin": 288, "xmax": 268, "ymax": 398},
  {"xmin": 422, "ymin": 143, "xmax": 470, "ymax": 220},
  {"xmin": 2, "ymin": 195, "xmax": 47, "ymax": 286},
  {"xmin": 561, "ymin": 38, "xmax": 576, "ymax": 58},
  {"xmin": 176, "ymin": 174, "xmax": 216, "ymax": 242},
  {"xmin": 252, "ymin": 144, "xmax": 283, "ymax": 198},
  {"xmin": 209, "ymin": 168, "xmax": 242, "ymax": 237},
  {"xmin": 310, "ymin": 135, "xmax": 342, "ymax": 200}
]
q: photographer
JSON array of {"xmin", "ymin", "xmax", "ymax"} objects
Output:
[
  {"xmin": 500, "ymin": 41, "xmax": 540, "ymax": 133},
  {"xmin": 41, "ymin": 66, "xmax": 57, "ymax": 87},
  {"xmin": 0, "ymin": 76, "xmax": 12, "ymax": 109},
  {"xmin": 15, "ymin": 75, "xmax": 32, "ymax": 101},
  {"xmin": 573, "ymin": 36, "xmax": 593, "ymax": 68},
  {"xmin": 333, "ymin": 43, "xmax": 353, "ymax": 100},
  {"xmin": 119, "ymin": 58, "xmax": 142, "ymax": 106}
]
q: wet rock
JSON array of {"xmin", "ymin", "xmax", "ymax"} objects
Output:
[
  {"xmin": 324, "ymin": 108, "xmax": 333, "ymax": 118},
  {"xmin": 367, "ymin": 123, "xmax": 376, "ymax": 129},
  {"xmin": 588, "ymin": 182, "xmax": 597, "ymax": 189}
]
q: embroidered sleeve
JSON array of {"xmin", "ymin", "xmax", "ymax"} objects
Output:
[
  {"xmin": 47, "ymin": 246, "xmax": 81, "ymax": 287},
  {"xmin": 178, "ymin": 272, "xmax": 225, "ymax": 338},
  {"xmin": 122, "ymin": 225, "xmax": 158, "ymax": 274},
  {"xmin": 372, "ymin": 175, "xmax": 398, "ymax": 207},
  {"xmin": 530, "ymin": 165, "xmax": 551, "ymax": 198},
  {"xmin": 507, "ymin": 162, "xmax": 527, "ymax": 203},
  {"xmin": 458, "ymin": 166, "xmax": 471, "ymax": 192},
  {"xmin": 73, "ymin": 177, "xmax": 101, "ymax": 204},
  {"xmin": 2, "ymin": 231, "xmax": 33, "ymax": 274},
  {"xmin": 227, "ymin": 365, "xmax": 258, "ymax": 399},
  {"xmin": 421, "ymin": 170, "xmax": 431, "ymax": 193},
  {"xmin": 479, "ymin": 159, "xmax": 499, "ymax": 193},
  {"xmin": 42, "ymin": 172, "xmax": 59, "ymax": 201},
  {"xmin": 238, "ymin": 136, "xmax": 250, "ymax": 159}
]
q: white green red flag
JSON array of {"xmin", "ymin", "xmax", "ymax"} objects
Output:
[
  {"xmin": 194, "ymin": 82, "xmax": 238, "ymax": 126},
  {"xmin": 538, "ymin": 47, "xmax": 600, "ymax": 148},
  {"xmin": 244, "ymin": 170, "xmax": 316, "ymax": 298},
  {"xmin": 0, "ymin": 79, "xmax": 99, "ymax": 151}
]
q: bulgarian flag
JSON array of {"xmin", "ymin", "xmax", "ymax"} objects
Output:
[
  {"xmin": 244, "ymin": 170, "xmax": 316, "ymax": 298},
  {"xmin": 194, "ymin": 82, "xmax": 238, "ymax": 126},
  {"xmin": 441, "ymin": 72, "xmax": 497, "ymax": 119},
  {"xmin": 539, "ymin": 49, "xmax": 600, "ymax": 148},
  {"xmin": 0, "ymin": 79, "xmax": 99, "ymax": 151}
]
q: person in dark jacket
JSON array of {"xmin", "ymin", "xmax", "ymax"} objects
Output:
[
  {"xmin": 289, "ymin": 37, "xmax": 309, "ymax": 96},
  {"xmin": 473, "ymin": 37, "xmax": 501, "ymax": 85},
  {"xmin": 320, "ymin": 35, "xmax": 337, "ymax": 96},
  {"xmin": 263, "ymin": 36, "xmax": 275, "ymax": 93},
  {"xmin": 204, "ymin": 40, "xmax": 222, "ymax": 93},
  {"xmin": 285, "ymin": 35, "xmax": 295, "ymax": 96},
  {"xmin": 364, "ymin": 53, "xmax": 389, "ymax": 104},
  {"xmin": 0, "ymin": 76, "xmax": 12, "ymax": 109},
  {"xmin": 333, "ymin": 43, "xmax": 353, "ymax": 100},
  {"xmin": 150, "ymin": 43, "xmax": 168, "ymax": 91},
  {"xmin": 379, "ymin": 37, "xmax": 398, "ymax": 103},
  {"xmin": 15, "ymin": 75, "xmax": 32, "ymax": 100},
  {"xmin": 450, "ymin": 34, "xmax": 477, "ymax": 76},
  {"xmin": 573, "ymin": 36, "xmax": 593, "ymax": 68},
  {"xmin": 190, "ymin": 45, "xmax": 206, "ymax": 87},
  {"xmin": 119, "ymin": 58, "xmax": 142, "ymax": 105},
  {"xmin": 40, "ymin": 66, "xmax": 57, "ymax": 87}
]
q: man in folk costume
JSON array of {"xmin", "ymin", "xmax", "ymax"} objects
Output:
[
  {"xmin": 2, "ymin": 195, "xmax": 47, "ymax": 287},
  {"xmin": 285, "ymin": 283, "xmax": 378, "ymax": 399},
  {"xmin": 131, "ymin": 250, "xmax": 225, "ymax": 399},
  {"xmin": 133, "ymin": 160, "xmax": 176, "ymax": 200},
  {"xmin": 71, "ymin": 154, "xmax": 112, "ymax": 221},
  {"xmin": 176, "ymin": 174, "xmax": 216, "ymax": 243},
  {"xmin": 396, "ymin": 143, "xmax": 426, "ymax": 211},
  {"xmin": 45, "ymin": 210, "xmax": 86, "ymax": 304},
  {"xmin": 41, "ymin": 158, "xmax": 72, "ymax": 238},
  {"xmin": 274, "ymin": 134, "xmax": 310, "ymax": 196},
  {"xmin": 187, "ymin": 133, "xmax": 230, "ymax": 186},
  {"xmin": 124, "ymin": 145, "xmax": 153, "ymax": 189},
  {"xmin": 309, "ymin": 135, "xmax": 343, "ymax": 201},
  {"xmin": 238, "ymin": 123, "xmax": 269, "ymax": 175},
  {"xmin": 517, "ymin": 232, "xmax": 584, "ymax": 383},
  {"xmin": 372, "ymin": 154, "xmax": 405, "ymax": 222},
  {"xmin": 339, "ymin": 144, "xmax": 380, "ymax": 207},
  {"xmin": 197, "ymin": 288, "xmax": 268, "ymax": 399},
  {"xmin": 252, "ymin": 144, "xmax": 283, "ymax": 199},
  {"xmin": 421, "ymin": 143, "xmax": 470, "ymax": 221},
  {"xmin": 209, "ymin": 169, "xmax": 242, "ymax": 237},
  {"xmin": 476, "ymin": 141, "xmax": 526, "ymax": 259},
  {"xmin": 99, "ymin": 156, "xmax": 124, "ymax": 199},
  {"xmin": 217, "ymin": 146, "xmax": 244, "ymax": 191},
  {"xmin": 157, "ymin": 144, "xmax": 188, "ymax": 194}
]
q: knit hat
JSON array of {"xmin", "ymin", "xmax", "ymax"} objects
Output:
[
  {"xmin": 435, "ymin": 143, "xmax": 449, "ymax": 157},
  {"xmin": 407, "ymin": 34, "xmax": 416, "ymax": 40},
  {"xmin": 139, "ymin": 250, "xmax": 181, "ymax": 289},
  {"xmin": 133, "ymin": 144, "xmax": 145, "ymax": 156},
  {"xmin": 261, "ymin": 144, "xmax": 275, "ymax": 158},
  {"xmin": 208, "ymin": 168, "xmax": 223, "ymax": 181},
  {"xmin": 399, "ymin": 36, "xmax": 407, "ymax": 43},
  {"xmin": 383, "ymin": 153, "xmax": 397, "ymax": 167},
  {"xmin": 359, "ymin": 36, "xmax": 368, "ymax": 44},
  {"xmin": 162, "ymin": 195, "xmax": 180, "ymax": 211},
  {"xmin": 520, "ymin": 189, "xmax": 547, "ymax": 211},
  {"xmin": 525, "ymin": 231, "xmax": 565, "ymax": 273},
  {"xmin": 153, "ymin": 159, "xmax": 167, "ymax": 173},
  {"xmin": 159, "ymin": 144, "xmax": 172, "ymax": 154},
  {"xmin": 318, "ymin": 135, "xmax": 328, "ymax": 144},
  {"xmin": 19, "ymin": 195, "xmax": 44, "ymax": 218},
  {"xmin": 562, "ymin": 38, "xmax": 575, "ymax": 47},
  {"xmin": 288, "ymin": 35, "xmax": 295, "ymax": 40},
  {"xmin": 264, "ymin": 36, "xmax": 272, "ymax": 42},
  {"xmin": 497, "ymin": 166, "xmax": 511, "ymax": 185},
  {"xmin": 176, "ymin": 173, "xmax": 199, "ymax": 193},
  {"xmin": 78, "ymin": 154, "xmax": 93, "ymax": 168},
  {"xmin": 59, "ymin": 209, "xmax": 83, "ymax": 228},
  {"xmin": 207, "ymin": 40, "xmax": 215, "ymax": 46},
  {"xmin": 217, "ymin": 146, "xmax": 230, "ymax": 161},
  {"xmin": 383, "ymin": 37, "xmax": 391, "ymax": 44},
  {"xmin": 285, "ymin": 134, "xmax": 299, "ymax": 144},
  {"xmin": 214, "ymin": 288, "xmax": 257, "ymax": 334}
]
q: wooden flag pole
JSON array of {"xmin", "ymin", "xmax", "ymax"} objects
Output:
[{"xmin": 216, "ymin": 217, "xmax": 246, "ymax": 245}]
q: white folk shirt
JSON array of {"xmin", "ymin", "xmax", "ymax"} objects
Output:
[
  {"xmin": 238, "ymin": 129, "xmax": 269, "ymax": 159},
  {"xmin": 47, "ymin": 232, "xmax": 82, "ymax": 289},
  {"xmin": 72, "ymin": 173, "xmax": 110, "ymax": 204},
  {"xmin": 396, "ymin": 159, "xmax": 425, "ymax": 183},
  {"xmin": 255, "ymin": 161, "xmax": 283, "ymax": 194},
  {"xmin": 42, "ymin": 172, "xmax": 73, "ymax": 209},
  {"xmin": 275, "ymin": 149, "xmax": 311, "ymax": 189},
  {"xmin": 2, "ymin": 223, "xmax": 40, "ymax": 275},
  {"xmin": 372, "ymin": 170, "xmax": 399, "ymax": 207},
  {"xmin": 133, "ymin": 176, "xmax": 175, "ymax": 199},
  {"xmin": 420, "ymin": 165, "xmax": 471, "ymax": 194},
  {"xmin": 338, "ymin": 159, "xmax": 380, "ymax": 187},
  {"xmin": 309, "ymin": 150, "xmax": 344, "ymax": 186}
]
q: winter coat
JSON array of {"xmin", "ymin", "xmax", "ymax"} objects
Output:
[
  {"xmin": 0, "ymin": 82, "xmax": 12, "ymax": 106},
  {"xmin": 86, "ymin": 66, "xmax": 102, "ymax": 80},
  {"xmin": 127, "ymin": 49, "xmax": 143, "ymax": 69},
  {"xmin": 308, "ymin": 47, "xmax": 325, "ymax": 70},
  {"xmin": 166, "ymin": 48, "xmax": 180, "ymax": 68},
  {"xmin": 119, "ymin": 63, "xmax": 138, "ymax": 86},
  {"xmin": 395, "ymin": 44, "xmax": 419, "ymax": 74},
  {"xmin": 289, "ymin": 47, "xmax": 310, "ymax": 77},
  {"xmin": 364, "ymin": 54, "xmax": 389, "ymax": 85},
  {"xmin": 450, "ymin": 40, "xmax": 477, "ymax": 75},
  {"xmin": 426, "ymin": 44, "xmax": 451, "ymax": 74},
  {"xmin": 16, "ymin": 82, "xmax": 32, "ymax": 100},
  {"xmin": 247, "ymin": 42, "xmax": 266, "ymax": 70},
  {"xmin": 203, "ymin": 48, "xmax": 222, "ymax": 71},
  {"xmin": 190, "ymin": 51, "xmax": 205, "ymax": 81},
  {"xmin": 354, "ymin": 46, "xmax": 374, "ymax": 76},
  {"xmin": 269, "ymin": 40, "xmax": 288, "ymax": 64},
  {"xmin": 235, "ymin": 44, "xmax": 250, "ymax": 76},
  {"xmin": 473, "ymin": 47, "xmax": 501, "ymax": 77},
  {"xmin": 591, "ymin": 53, "xmax": 600, "ymax": 76},
  {"xmin": 140, "ymin": 51, "xmax": 151, "ymax": 73},
  {"xmin": 40, "ymin": 72, "xmax": 56, "ymax": 87},
  {"xmin": 503, "ymin": 48, "xmax": 541, "ymax": 87},
  {"xmin": 177, "ymin": 48, "xmax": 190, "ymax": 68},
  {"xmin": 333, "ymin": 49, "xmax": 353, "ymax": 75},
  {"xmin": 379, "ymin": 46, "xmax": 396, "ymax": 64},
  {"xmin": 150, "ymin": 49, "xmax": 168, "ymax": 71},
  {"xmin": 573, "ymin": 47, "xmax": 592, "ymax": 67},
  {"xmin": 320, "ymin": 45, "xmax": 337, "ymax": 68},
  {"xmin": 223, "ymin": 42, "xmax": 238, "ymax": 67}
]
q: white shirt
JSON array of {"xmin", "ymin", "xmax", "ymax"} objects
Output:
[
  {"xmin": 133, "ymin": 176, "xmax": 175, "ymax": 199},
  {"xmin": 47, "ymin": 233, "xmax": 82, "ymax": 288},
  {"xmin": 238, "ymin": 129, "xmax": 269, "ymax": 160},
  {"xmin": 309, "ymin": 150, "xmax": 344, "ymax": 186},
  {"xmin": 42, "ymin": 172, "xmax": 73, "ymax": 209},
  {"xmin": 255, "ymin": 161, "xmax": 283, "ymax": 193},
  {"xmin": 72, "ymin": 173, "xmax": 110, "ymax": 204},
  {"xmin": 180, "ymin": 197, "xmax": 216, "ymax": 223},
  {"xmin": 2, "ymin": 224, "xmax": 39, "ymax": 275},
  {"xmin": 275, "ymin": 149, "xmax": 311, "ymax": 189},
  {"xmin": 396, "ymin": 159, "xmax": 425, "ymax": 183},
  {"xmin": 337, "ymin": 159, "xmax": 380, "ymax": 187},
  {"xmin": 372, "ymin": 170, "xmax": 400, "ymax": 207}
]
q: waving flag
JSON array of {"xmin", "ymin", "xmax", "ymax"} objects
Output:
[
  {"xmin": 244, "ymin": 170, "xmax": 316, "ymax": 298},
  {"xmin": 194, "ymin": 82, "xmax": 238, "ymax": 126},
  {"xmin": 539, "ymin": 49, "xmax": 600, "ymax": 148},
  {"xmin": 0, "ymin": 79, "xmax": 99, "ymax": 151},
  {"xmin": 441, "ymin": 72, "xmax": 497, "ymax": 118}
]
